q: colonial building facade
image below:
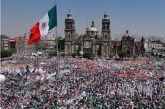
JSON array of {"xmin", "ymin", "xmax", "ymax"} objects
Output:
[
  {"xmin": 64, "ymin": 11, "xmax": 145, "ymax": 58},
  {"xmin": 145, "ymin": 39, "xmax": 165, "ymax": 55},
  {"xmin": 0, "ymin": 35, "xmax": 9, "ymax": 50}
]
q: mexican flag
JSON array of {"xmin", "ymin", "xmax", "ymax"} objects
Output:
[{"xmin": 28, "ymin": 5, "xmax": 57, "ymax": 45}]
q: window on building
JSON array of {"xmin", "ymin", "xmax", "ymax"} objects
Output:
[
  {"xmin": 105, "ymin": 35, "xmax": 107, "ymax": 39},
  {"xmin": 105, "ymin": 24, "xmax": 107, "ymax": 29},
  {"xmin": 4, "ymin": 44, "xmax": 8, "ymax": 46},
  {"xmin": 68, "ymin": 34, "xmax": 70, "ymax": 39}
]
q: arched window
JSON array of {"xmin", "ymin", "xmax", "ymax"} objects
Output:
[
  {"xmin": 68, "ymin": 34, "xmax": 70, "ymax": 39},
  {"xmin": 105, "ymin": 35, "xmax": 107, "ymax": 39}
]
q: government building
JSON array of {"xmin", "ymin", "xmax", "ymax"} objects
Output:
[{"xmin": 64, "ymin": 11, "xmax": 145, "ymax": 58}]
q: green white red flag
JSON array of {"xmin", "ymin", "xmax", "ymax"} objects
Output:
[{"xmin": 28, "ymin": 5, "xmax": 57, "ymax": 45}]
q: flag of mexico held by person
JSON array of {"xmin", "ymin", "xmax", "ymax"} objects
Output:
[{"xmin": 28, "ymin": 5, "xmax": 57, "ymax": 45}]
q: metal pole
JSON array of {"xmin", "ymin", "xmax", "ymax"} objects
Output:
[
  {"xmin": 56, "ymin": 26, "xmax": 59, "ymax": 78},
  {"xmin": 53, "ymin": 1, "xmax": 59, "ymax": 78},
  {"xmin": 16, "ymin": 40, "xmax": 19, "ymax": 54},
  {"xmin": 24, "ymin": 33, "xmax": 27, "ymax": 53},
  {"xmin": 55, "ymin": 2, "xmax": 60, "ymax": 77}
]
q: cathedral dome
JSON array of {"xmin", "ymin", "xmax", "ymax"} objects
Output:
[
  {"xmin": 90, "ymin": 27, "xmax": 97, "ymax": 31},
  {"xmin": 89, "ymin": 21, "xmax": 98, "ymax": 31}
]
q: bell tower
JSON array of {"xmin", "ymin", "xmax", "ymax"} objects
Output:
[
  {"xmin": 65, "ymin": 11, "xmax": 75, "ymax": 41},
  {"xmin": 101, "ymin": 12, "xmax": 111, "ymax": 58},
  {"xmin": 101, "ymin": 12, "xmax": 111, "ymax": 41},
  {"xmin": 64, "ymin": 11, "xmax": 76, "ymax": 55}
]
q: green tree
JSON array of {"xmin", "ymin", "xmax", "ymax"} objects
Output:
[
  {"xmin": 83, "ymin": 51, "xmax": 95, "ymax": 59},
  {"xmin": 1, "ymin": 49, "xmax": 13, "ymax": 58},
  {"xmin": 118, "ymin": 52, "xmax": 126, "ymax": 60},
  {"xmin": 71, "ymin": 53, "xmax": 77, "ymax": 58},
  {"xmin": 48, "ymin": 51, "xmax": 56, "ymax": 58}
]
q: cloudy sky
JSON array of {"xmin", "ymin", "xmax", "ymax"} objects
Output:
[{"xmin": 1, "ymin": 0, "xmax": 165, "ymax": 38}]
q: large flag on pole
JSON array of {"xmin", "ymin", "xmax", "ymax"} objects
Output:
[{"xmin": 28, "ymin": 5, "xmax": 57, "ymax": 45}]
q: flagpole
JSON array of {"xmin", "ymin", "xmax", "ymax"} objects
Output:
[
  {"xmin": 56, "ymin": 26, "xmax": 59, "ymax": 78},
  {"xmin": 55, "ymin": 1, "xmax": 59, "ymax": 78},
  {"xmin": 24, "ymin": 33, "xmax": 27, "ymax": 53},
  {"xmin": 16, "ymin": 40, "xmax": 19, "ymax": 54}
]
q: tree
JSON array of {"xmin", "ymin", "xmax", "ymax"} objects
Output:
[
  {"xmin": 48, "ymin": 51, "xmax": 56, "ymax": 58},
  {"xmin": 1, "ymin": 49, "xmax": 13, "ymax": 58},
  {"xmin": 118, "ymin": 52, "xmax": 126, "ymax": 60},
  {"xmin": 71, "ymin": 53, "xmax": 77, "ymax": 58},
  {"xmin": 83, "ymin": 51, "xmax": 95, "ymax": 59}
]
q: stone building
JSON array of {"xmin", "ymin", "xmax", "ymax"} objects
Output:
[
  {"xmin": 9, "ymin": 37, "xmax": 17, "ymax": 52},
  {"xmin": 145, "ymin": 39, "xmax": 165, "ymax": 55},
  {"xmin": 65, "ymin": 11, "xmax": 146, "ymax": 58},
  {"xmin": 0, "ymin": 35, "xmax": 9, "ymax": 50},
  {"xmin": 10, "ymin": 36, "xmax": 27, "ymax": 53}
]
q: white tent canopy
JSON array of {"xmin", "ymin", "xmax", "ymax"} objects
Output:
[
  {"xmin": 40, "ymin": 62, "xmax": 46, "ymax": 65},
  {"xmin": 37, "ymin": 52, "xmax": 43, "ymax": 55},
  {"xmin": 0, "ymin": 74, "xmax": 6, "ymax": 83}
]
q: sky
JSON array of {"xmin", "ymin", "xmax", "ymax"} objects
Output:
[{"xmin": 1, "ymin": 0, "xmax": 165, "ymax": 39}]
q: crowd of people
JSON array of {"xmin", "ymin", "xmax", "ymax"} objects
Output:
[{"xmin": 0, "ymin": 54, "xmax": 165, "ymax": 109}]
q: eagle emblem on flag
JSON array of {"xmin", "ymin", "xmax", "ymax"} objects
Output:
[{"xmin": 41, "ymin": 22, "xmax": 46, "ymax": 30}]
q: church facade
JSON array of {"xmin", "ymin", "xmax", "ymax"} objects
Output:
[{"xmin": 64, "ymin": 11, "xmax": 145, "ymax": 58}]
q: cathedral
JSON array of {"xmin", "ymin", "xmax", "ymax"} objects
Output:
[{"xmin": 64, "ymin": 11, "xmax": 145, "ymax": 58}]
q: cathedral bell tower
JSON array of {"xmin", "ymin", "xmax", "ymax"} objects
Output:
[
  {"xmin": 101, "ymin": 12, "xmax": 111, "ymax": 41},
  {"xmin": 65, "ymin": 11, "xmax": 75, "ymax": 41},
  {"xmin": 64, "ymin": 11, "xmax": 76, "ymax": 55},
  {"xmin": 101, "ymin": 12, "xmax": 111, "ymax": 58}
]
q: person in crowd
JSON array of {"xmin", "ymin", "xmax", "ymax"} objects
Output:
[{"xmin": 0, "ymin": 55, "xmax": 165, "ymax": 108}]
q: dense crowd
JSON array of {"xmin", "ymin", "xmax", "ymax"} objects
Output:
[{"xmin": 0, "ymin": 55, "xmax": 165, "ymax": 109}]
